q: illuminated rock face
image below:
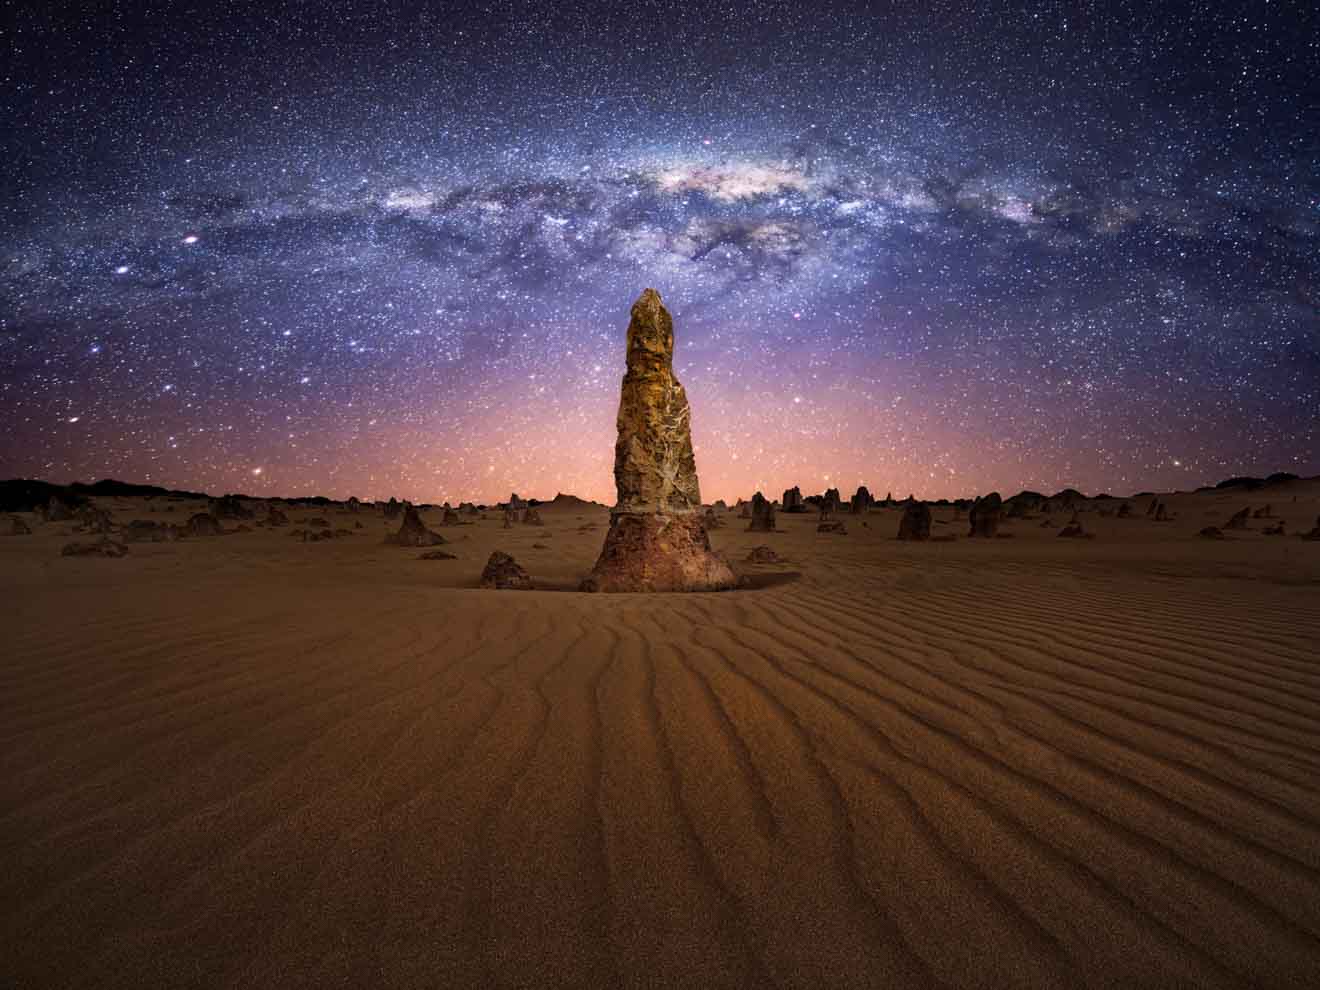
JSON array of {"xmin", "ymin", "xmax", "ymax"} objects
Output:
[{"xmin": 582, "ymin": 289, "xmax": 736, "ymax": 593}]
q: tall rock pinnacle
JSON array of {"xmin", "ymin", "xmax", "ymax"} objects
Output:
[{"xmin": 581, "ymin": 289, "xmax": 737, "ymax": 593}]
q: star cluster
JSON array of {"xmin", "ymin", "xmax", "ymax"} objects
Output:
[{"xmin": 2, "ymin": 0, "xmax": 1316, "ymax": 503}]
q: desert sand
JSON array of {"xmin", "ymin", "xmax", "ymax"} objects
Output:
[{"xmin": 3, "ymin": 482, "xmax": 1320, "ymax": 988}]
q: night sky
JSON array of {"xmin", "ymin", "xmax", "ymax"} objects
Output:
[{"xmin": 2, "ymin": 1, "xmax": 1316, "ymax": 504}]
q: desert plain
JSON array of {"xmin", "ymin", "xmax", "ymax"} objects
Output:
[{"xmin": 3, "ymin": 480, "xmax": 1320, "ymax": 988}]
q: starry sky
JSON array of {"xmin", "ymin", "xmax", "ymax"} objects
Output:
[{"xmin": 2, "ymin": 0, "xmax": 1317, "ymax": 504}]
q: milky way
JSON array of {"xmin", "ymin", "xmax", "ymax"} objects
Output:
[{"xmin": 2, "ymin": 1, "xmax": 1316, "ymax": 503}]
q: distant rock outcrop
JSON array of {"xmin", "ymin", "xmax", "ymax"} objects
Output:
[
  {"xmin": 182, "ymin": 512, "xmax": 224, "ymax": 538},
  {"xmin": 747, "ymin": 491, "xmax": 776, "ymax": 533},
  {"xmin": 383, "ymin": 497, "xmax": 403, "ymax": 520},
  {"xmin": 61, "ymin": 538, "xmax": 128, "ymax": 558},
  {"xmin": 43, "ymin": 494, "xmax": 79, "ymax": 522},
  {"xmin": 385, "ymin": 504, "xmax": 446, "ymax": 547},
  {"xmin": 1058, "ymin": 514, "xmax": 1092, "ymax": 539},
  {"xmin": 782, "ymin": 486, "xmax": 805, "ymax": 513},
  {"xmin": 850, "ymin": 486, "xmax": 873, "ymax": 514},
  {"xmin": 441, "ymin": 507, "xmax": 461, "ymax": 526},
  {"xmin": 968, "ymin": 493, "xmax": 1003, "ymax": 538},
  {"xmin": 1224, "ymin": 507, "xmax": 1251, "ymax": 530},
  {"xmin": 523, "ymin": 507, "xmax": 544, "ymax": 526},
  {"xmin": 210, "ymin": 494, "xmax": 253, "ymax": 520},
  {"xmin": 1116, "ymin": 502, "xmax": 1132, "ymax": 519},
  {"xmin": 580, "ymin": 290, "xmax": 736, "ymax": 592},
  {"xmin": 896, "ymin": 499, "xmax": 931, "ymax": 541},
  {"xmin": 266, "ymin": 507, "xmax": 289, "ymax": 527},
  {"xmin": 481, "ymin": 551, "xmax": 532, "ymax": 590},
  {"xmin": 822, "ymin": 487, "xmax": 842, "ymax": 514}
]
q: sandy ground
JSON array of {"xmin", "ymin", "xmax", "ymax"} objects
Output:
[{"xmin": 3, "ymin": 483, "xmax": 1320, "ymax": 988}]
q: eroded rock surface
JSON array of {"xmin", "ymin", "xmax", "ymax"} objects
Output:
[{"xmin": 581, "ymin": 289, "xmax": 736, "ymax": 592}]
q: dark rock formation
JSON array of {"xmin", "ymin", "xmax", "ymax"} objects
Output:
[
  {"xmin": 210, "ymin": 494, "xmax": 253, "ymax": 520},
  {"xmin": 745, "ymin": 546, "xmax": 782, "ymax": 563},
  {"xmin": 968, "ymin": 493, "xmax": 1003, "ymax": 538},
  {"xmin": 1058, "ymin": 514, "xmax": 1092, "ymax": 539},
  {"xmin": 523, "ymin": 508, "xmax": 544, "ymax": 526},
  {"xmin": 818, "ymin": 520, "xmax": 848, "ymax": 534},
  {"xmin": 347, "ymin": 497, "xmax": 361, "ymax": 513},
  {"xmin": 441, "ymin": 507, "xmax": 461, "ymax": 526},
  {"xmin": 61, "ymin": 538, "xmax": 128, "ymax": 558},
  {"xmin": 1116, "ymin": 502, "xmax": 1132, "ymax": 518},
  {"xmin": 1154, "ymin": 502, "xmax": 1171, "ymax": 522},
  {"xmin": 503, "ymin": 509, "xmax": 517, "ymax": 528},
  {"xmin": 383, "ymin": 497, "xmax": 403, "ymax": 520},
  {"xmin": 43, "ymin": 494, "xmax": 79, "ymax": 522},
  {"xmin": 1301, "ymin": 516, "xmax": 1320, "ymax": 541},
  {"xmin": 782, "ymin": 486, "xmax": 805, "ymax": 513},
  {"xmin": 75, "ymin": 505, "xmax": 115, "ymax": 534},
  {"xmin": 385, "ymin": 504, "xmax": 446, "ymax": 547},
  {"xmin": 419, "ymin": 549, "xmax": 458, "ymax": 560},
  {"xmin": 1224, "ymin": 507, "xmax": 1251, "ymax": 530},
  {"xmin": 703, "ymin": 506, "xmax": 724, "ymax": 529},
  {"xmin": 1198, "ymin": 526, "xmax": 1226, "ymax": 540},
  {"xmin": 182, "ymin": 512, "xmax": 224, "ymax": 538},
  {"xmin": 266, "ymin": 507, "xmax": 289, "ymax": 527},
  {"xmin": 1252, "ymin": 504, "xmax": 1273, "ymax": 519},
  {"xmin": 822, "ymin": 487, "xmax": 842, "ymax": 514},
  {"xmin": 8, "ymin": 514, "xmax": 32, "ymax": 535},
  {"xmin": 896, "ymin": 499, "xmax": 931, "ymax": 541},
  {"xmin": 747, "ymin": 491, "xmax": 776, "ymax": 533},
  {"xmin": 850, "ymin": 486, "xmax": 873, "ymax": 514},
  {"xmin": 481, "ymin": 551, "xmax": 532, "ymax": 590},
  {"xmin": 581, "ymin": 289, "xmax": 736, "ymax": 593}
]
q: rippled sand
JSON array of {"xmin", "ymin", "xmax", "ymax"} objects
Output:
[{"xmin": 4, "ymin": 484, "xmax": 1320, "ymax": 987}]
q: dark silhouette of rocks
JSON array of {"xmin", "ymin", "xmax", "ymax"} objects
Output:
[
  {"xmin": 1154, "ymin": 502, "xmax": 1172, "ymax": 522},
  {"xmin": 737, "ymin": 500, "xmax": 751, "ymax": 519},
  {"xmin": 441, "ymin": 507, "xmax": 461, "ymax": 526},
  {"xmin": 210, "ymin": 494, "xmax": 253, "ymax": 520},
  {"xmin": 581, "ymin": 289, "xmax": 736, "ymax": 593},
  {"xmin": 419, "ymin": 549, "xmax": 457, "ymax": 560},
  {"xmin": 1058, "ymin": 513, "xmax": 1092, "ymax": 539},
  {"xmin": 969, "ymin": 493, "xmax": 1003, "ymax": 538},
  {"xmin": 523, "ymin": 508, "xmax": 544, "ymax": 526},
  {"xmin": 383, "ymin": 497, "xmax": 403, "ymax": 520},
  {"xmin": 1146, "ymin": 498, "xmax": 1159, "ymax": 516},
  {"xmin": 385, "ymin": 504, "xmax": 446, "ymax": 547},
  {"xmin": 747, "ymin": 492, "xmax": 777, "ymax": 533},
  {"xmin": 503, "ymin": 509, "xmax": 517, "ymax": 528},
  {"xmin": 745, "ymin": 546, "xmax": 783, "ymax": 563},
  {"xmin": 183, "ymin": 512, "xmax": 224, "ymax": 538},
  {"xmin": 896, "ymin": 499, "xmax": 931, "ymax": 541},
  {"xmin": 346, "ymin": 497, "xmax": 361, "ymax": 513},
  {"xmin": 1117, "ymin": 502, "xmax": 1132, "ymax": 518},
  {"xmin": 850, "ymin": 486, "xmax": 873, "ymax": 514},
  {"xmin": 61, "ymin": 538, "xmax": 128, "ymax": 557},
  {"xmin": 43, "ymin": 495, "xmax": 79, "ymax": 522},
  {"xmin": 75, "ymin": 505, "xmax": 114, "ymax": 534},
  {"xmin": 266, "ymin": 507, "xmax": 289, "ymax": 527},
  {"xmin": 782, "ymin": 486, "xmax": 805, "ymax": 513},
  {"xmin": 822, "ymin": 487, "xmax": 842, "ymax": 514},
  {"xmin": 1004, "ymin": 491, "xmax": 1044, "ymax": 519},
  {"xmin": 818, "ymin": 520, "xmax": 847, "ymax": 534},
  {"xmin": 703, "ymin": 506, "xmax": 724, "ymax": 529},
  {"xmin": 8, "ymin": 514, "xmax": 32, "ymax": 535},
  {"xmin": 1301, "ymin": 516, "xmax": 1320, "ymax": 541},
  {"xmin": 461, "ymin": 502, "xmax": 479, "ymax": 516},
  {"xmin": 1224, "ymin": 507, "xmax": 1251, "ymax": 530},
  {"xmin": 481, "ymin": 551, "xmax": 533, "ymax": 590},
  {"xmin": 1252, "ymin": 504, "xmax": 1273, "ymax": 519},
  {"xmin": 1199, "ymin": 526, "xmax": 1226, "ymax": 540},
  {"xmin": 506, "ymin": 493, "xmax": 527, "ymax": 512}
]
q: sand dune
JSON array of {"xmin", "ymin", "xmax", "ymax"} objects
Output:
[{"xmin": 3, "ymin": 485, "xmax": 1320, "ymax": 987}]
